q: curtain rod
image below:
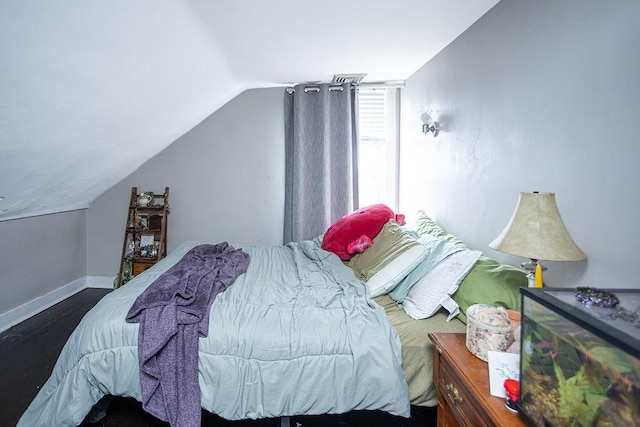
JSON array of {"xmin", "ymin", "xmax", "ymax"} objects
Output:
[
  {"xmin": 359, "ymin": 80, "xmax": 405, "ymax": 88},
  {"xmin": 285, "ymin": 80, "xmax": 404, "ymax": 94}
]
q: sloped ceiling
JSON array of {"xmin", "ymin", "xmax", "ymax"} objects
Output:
[{"xmin": 0, "ymin": 0, "xmax": 499, "ymax": 221}]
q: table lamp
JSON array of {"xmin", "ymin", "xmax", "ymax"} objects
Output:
[{"xmin": 489, "ymin": 192, "xmax": 586, "ymax": 287}]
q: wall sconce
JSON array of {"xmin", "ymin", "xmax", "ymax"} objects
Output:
[{"xmin": 419, "ymin": 111, "xmax": 439, "ymax": 137}]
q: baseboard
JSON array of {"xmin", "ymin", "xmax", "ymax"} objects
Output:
[
  {"xmin": 0, "ymin": 275, "xmax": 115, "ymax": 333},
  {"xmin": 86, "ymin": 275, "xmax": 117, "ymax": 289}
]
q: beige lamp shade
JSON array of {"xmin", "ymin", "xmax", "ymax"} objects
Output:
[{"xmin": 489, "ymin": 192, "xmax": 586, "ymax": 261}]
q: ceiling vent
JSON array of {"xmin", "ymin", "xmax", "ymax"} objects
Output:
[{"xmin": 332, "ymin": 74, "xmax": 367, "ymax": 85}]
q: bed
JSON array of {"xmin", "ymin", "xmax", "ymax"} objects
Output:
[{"xmin": 18, "ymin": 211, "xmax": 525, "ymax": 426}]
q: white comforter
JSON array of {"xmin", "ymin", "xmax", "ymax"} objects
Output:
[{"xmin": 18, "ymin": 239, "xmax": 410, "ymax": 426}]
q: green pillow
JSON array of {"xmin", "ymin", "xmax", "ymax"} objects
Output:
[
  {"xmin": 412, "ymin": 210, "xmax": 527, "ymax": 323},
  {"xmin": 453, "ymin": 255, "xmax": 526, "ymax": 323},
  {"xmin": 414, "ymin": 211, "xmax": 467, "ymax": 248}
]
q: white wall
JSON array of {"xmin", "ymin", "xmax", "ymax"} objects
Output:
[
  {"xmin": 399, "ymin": 0, "xmax": 640, "ymax": 288},
  {"xmin": 0, "ymin": 210, "xmax": 88, "ymax": 327},
  {"xmin": 88, "ymin": 87, "xmax": 285, "ymax": 277}
]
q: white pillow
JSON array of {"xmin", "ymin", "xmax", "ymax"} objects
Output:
[
  {"xmin": 402, "ymin": 249, "xmax": 482, "ymax": 321},
  {"xmin": 365, "ymin": 245, "xmax": 428, "ymax": 297}
]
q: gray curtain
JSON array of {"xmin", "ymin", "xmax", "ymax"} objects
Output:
[{"xmin": 283, "ymin": 83, "xmax": 359, "ymax": 244}]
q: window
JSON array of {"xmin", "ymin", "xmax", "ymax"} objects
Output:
[{"xmin": 357, "ymin": 87, "xmax": 399, "ymax": 210}]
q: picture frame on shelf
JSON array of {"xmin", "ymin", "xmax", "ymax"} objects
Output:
[
  {"xmin": 140, "ymin": 234, "xmax": 155, "ymax": 248},
  {"xmin": 148, "ymin": 214, "xmax": 162, "ymax": 230}
]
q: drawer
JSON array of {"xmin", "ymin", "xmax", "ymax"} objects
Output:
[
  {"xmin": 132, "ymin": 262, "xmax": 153, "ymax": 276},
  {"xmin": 439, "ymin": 362, "xmax": 488, "ymax": 427}
]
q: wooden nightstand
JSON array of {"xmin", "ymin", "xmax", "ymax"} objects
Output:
[{"xmin": 428, "ymin": 333, "xmax": 526, "ymax": 427}]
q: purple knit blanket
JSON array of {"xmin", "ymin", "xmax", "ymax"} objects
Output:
[{"xmin": 126, "ymin": 243, "xmax": 249, "ymax": 427}]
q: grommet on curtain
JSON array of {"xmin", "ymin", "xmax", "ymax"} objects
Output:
[{"xmin": 288, "ymin": 84, "xmax": 349, "ymax": 94}]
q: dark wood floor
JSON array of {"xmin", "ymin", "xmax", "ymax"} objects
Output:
[{"xmin": 1, "ymin": 288, "xmax": 436, "ymax": 426}]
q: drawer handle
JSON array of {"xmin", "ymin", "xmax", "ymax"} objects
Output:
[{"xmin": 445, "ymin": 383, "xmax": 463, "ymax": 404}]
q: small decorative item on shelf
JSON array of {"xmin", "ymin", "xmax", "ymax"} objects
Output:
[
  {"xmin": 135, "ymin": 214, "xmax": 148, "ymax": 230},
  {"xmin": 114, "ymin": 260, "xmax": 133, "ymax": 287},
  {"xmin": 125, "ymin": 236, "xmax": 135, "ymax": 257},
  {"xmin": 137, "ymin": 192, "xmax": 153, "ymax": 207},
  {"xmin": 134, "ymin": 235, "xmax": 141, "ymax": 256},
  {"xmin": 140, "ymin": 243, "xmax": 159, "ymax": 259},
  {"xmin": 139, "ymin": 235, "xmax": 156, "ymax": 258},
  {"xmin": 149, "ymin": 243, "xmax": 159, "ymax": 259}
]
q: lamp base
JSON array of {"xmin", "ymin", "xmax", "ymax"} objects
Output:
[{"xmin": 521, "ymin": 259, "xmax": 546, "ymax": 288}]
